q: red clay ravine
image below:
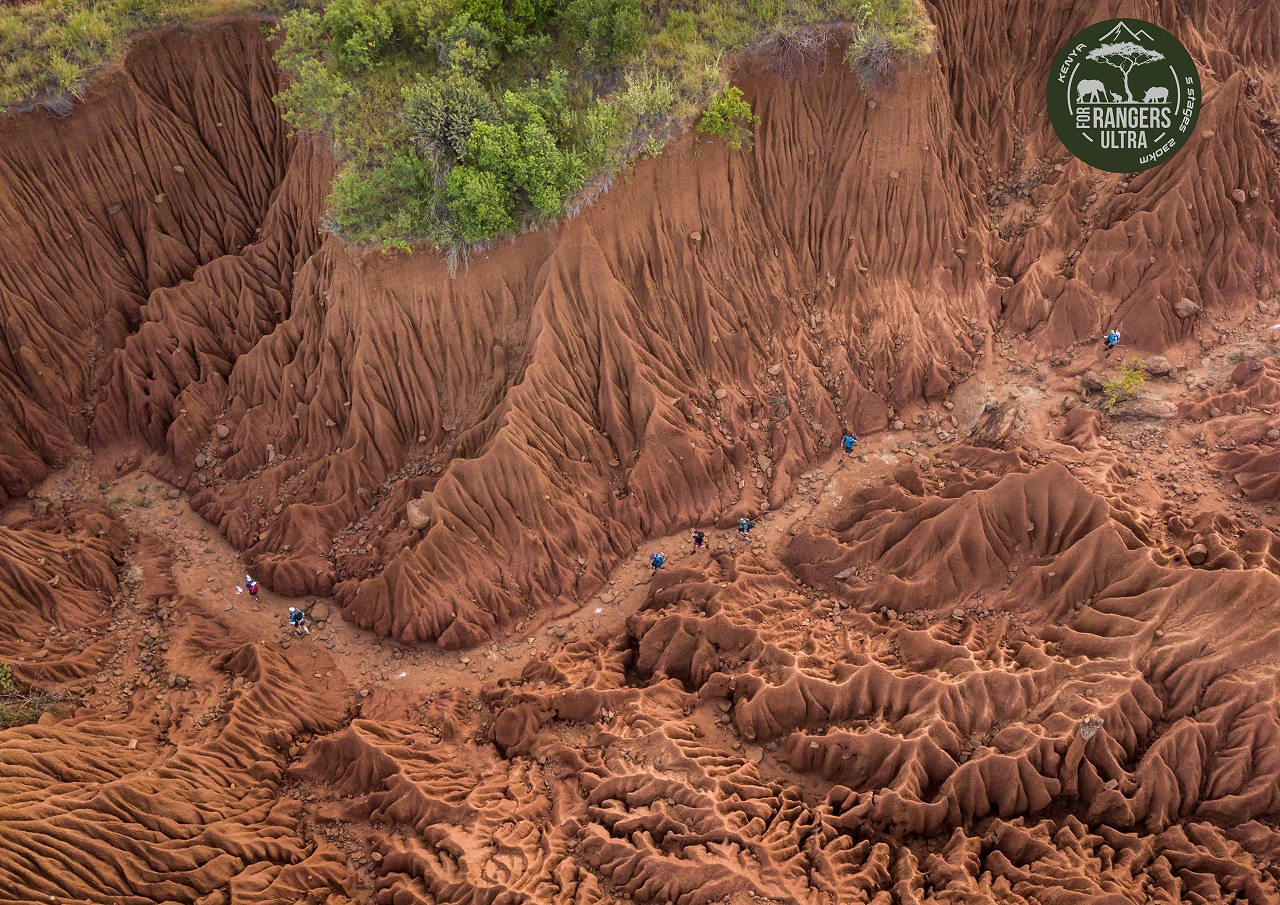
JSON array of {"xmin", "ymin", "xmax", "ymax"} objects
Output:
[{"xmin": 4, "ymin": 3, "xmax": 1280, "ymax": 903}]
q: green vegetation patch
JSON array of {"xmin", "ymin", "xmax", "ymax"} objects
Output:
[
  {"xmin": 1102, "ymin": 360, "xmax": 1148, "ymax": 410},
  {"xmin": 0, "ymin": 0, "xmax": 281, "ymax": 111},
  {"xmin": 271, "ymin": 0, "xmax": 934, "ymax": 249},
  {"xmin": 0, "ymin": 662, "xmax": 66, "ymax": 729}
]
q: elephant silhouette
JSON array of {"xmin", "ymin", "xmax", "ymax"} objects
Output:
[
  {"xmin": 1143, "ymin": 86, "xmax": 1169, "ymax": 103},
  {"xmin": 1076, "ymin": 79, "xmax": 1107, "ymax": 103}
]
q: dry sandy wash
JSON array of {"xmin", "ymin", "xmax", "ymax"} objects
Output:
[{"xmin": 2, "ymin": 0, "xmax": 1280, "ymax": 902}]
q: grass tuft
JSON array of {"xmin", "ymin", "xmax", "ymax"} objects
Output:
[{"xmin": 0, "ymin": 0, "xmax": 284, "ymax": 110}]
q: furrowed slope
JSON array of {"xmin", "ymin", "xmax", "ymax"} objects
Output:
[{"xmin": 0, "ymin": 1, "xmax": 1277, "ymax": 652}]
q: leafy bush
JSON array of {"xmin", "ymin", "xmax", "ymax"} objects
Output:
[
  {"xmin": 265, "ymin": 0, "xmax": 931, "ymax": 248},
  {"xmin": 324, "ymin": 0, "xmax": 398, "ymax": 71},
  {"xmin": 563, "ymin": 0, "xmax": 642, "ymax": 67},
  {"xmin": 1102, "ymin": 361, "xmax": 1147, "ymax": 410},
  {"xmin": 276, "ymin": 58, "xmax": 355, "ymax": 135},
  {"xmin": 403, "ymin": 68, "xmax": 498, "ymax": 160},
  {"xmin": 696, "ymin": 85, "xmax": 758, "ymax": 149},
  {"xmin": 445, "ymin": 165, "xmax": 513, "ymax": 241},
  {"xmin": 437, "ymin": 13, "xmax": 499, "ymax": 71},
  {"xmin": 326, "ymin": 153, "xmax": 440, "ymax": 241}
]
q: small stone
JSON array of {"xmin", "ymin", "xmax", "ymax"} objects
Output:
[
  {"xmin": 952, "ymin": 608, "xmax": 965, "ymax": 621},
  {"xmin": 1145, "ymin": 356, "xmax": 1174, "ymax": 377},
  {"xmin": 714, "ymin": 388, "xmax": 728, "ymax": 400},
  {"xmin": 215, "ymin": 423, "xmax": 230, "ymax": 439},
  {"xmin": 153, "ymin": 193, "xmax": 165, "ymax": 203},
  {"xmin": 1266, "ymin": 429, "xmax": 1280, "ymax": 442},
  {"xmin": 1079, "ymin": 713, "xmax": 1104, "ymax": 740},
  {"xmin": 1232, "ymin": 188, "xmax": 1247, "ymax": 204},
  {"xmin": 1187, "ymin": 543, "xmax": 1208, "ymax": 565},
  {"xmin": 767, "ymin": 364, "xmax": 782, "ymax": 376}
]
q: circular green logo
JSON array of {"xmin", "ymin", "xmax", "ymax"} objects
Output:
[{"xmin": 1047, "ymin": 18, "xmax": 1200, "ymax": 172}]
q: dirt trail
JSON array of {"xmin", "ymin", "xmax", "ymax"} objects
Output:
[{"xmin": 42, "ymin": 430, "xmax": 899, "ymax": 703}]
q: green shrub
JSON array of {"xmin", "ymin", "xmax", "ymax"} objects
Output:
[
  {"xmin": 445, "ymin": 165, "xmax": 513, "ymax": 241},
  {"xmin": 437, "ymin": 14, "xmax": 500, "ymax": 72},
  {"xmin": 563, "ymin": 0, "xmax": 642, "ymax": 67},
  {"xmin": 275, "ymin": 58, "xmax": 355, "ymax": 134},
  {"xmin": 265, "ymin": 0, "xmax": 933, "ymax": 248},
  {"xmin": 1101, "ymin": 361, "xmax": 1147, "ymax": 410},
  {"xmin": 459, "ymin": 0, "xmax": 555, "ymax": 45},
  {"xmin": 323, "ymin": 0, "xmax": 398, "ymax": 71},
  {"xmin": 696, "ymin": 85, "xmax": 758, "ymax": 149},
  {"xmin": 616, "ymin": 69, "xmax": 676, "ymax": 127},
  {"xmin": 402, "ymin": 68, "xmax": 498, "ymax": 160},
  {"xmin": 326, "ymin": 153, "xmax": 438, "ymax": 241}
]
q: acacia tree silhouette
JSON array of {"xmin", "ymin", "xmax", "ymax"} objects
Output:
[{"xmin": 1086, "ymin": 41, "xmax": 1164, "ymax": 102}]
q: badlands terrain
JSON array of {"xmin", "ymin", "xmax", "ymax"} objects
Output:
[{"xmin": 2, "ymin": 1, "xmax": 1280, "ymax": 903}]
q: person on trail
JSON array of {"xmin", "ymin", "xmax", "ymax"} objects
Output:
[
  {"xmin": 738, "ymin": 517, "xmax": 755, "ymax": 538},
  {"xmin": 245, "ymin": 575, "xmax": 259, "ymax": 598},
  {"xmin": 692, "ymin": 530, "xmax": 707, "ymax": 551},
  {"xmin": 842, "ymin": 432, "xmax": 858, "ymax": 453},
  {"xmin": 288, "ymin": 606, "xmax": 309, "ymax": 636},
  {"xmin": 1104, "ymin": 329, "xmax": 1120, "ymax": 350},
  {"xmin": 650, "ymin": 552, "xmax": 667, "ymax": 572}
]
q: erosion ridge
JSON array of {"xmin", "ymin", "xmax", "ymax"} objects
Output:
[{"xmin": 2, "ymin": 0, "xmax": 1280, "ymax": 902}]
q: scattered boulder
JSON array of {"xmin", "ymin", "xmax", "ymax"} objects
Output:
[
  {"xmin": 1082, "ymin": 372, "xmax": 1104, "ymax": 392},
  {"xmin": 214, "ymin": 423, "xmax": 230, "ymax": 439},
  {"xmin": 406, "ymin": 497, "xmax": 431, "ymax": 530},
  {"xmin": 1174, "ymin": 297, "xmax": 1201, "ymax": 318},
  {"xmin": 1144, "ymin": 356, "xmax": 1174, "ymax": 377},
  {"xmin": 1187, "ymin": 543, "xmax": 1208, "ymax": 566},
  {"xmin": 1079, "ymin": 713, "xmax": 1104, "ymax": 740},
  {"xmin": 1232, "ymin": 188, "xmax": 1247, "ymax": 204},
  {"xmin": 1112, "ymin": 398, "xmax": 1178, "ymax": 421}
]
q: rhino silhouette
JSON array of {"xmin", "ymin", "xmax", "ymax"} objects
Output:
[
  {"xmin": 1076, "ymin": 79, "xmax": 1107, "ymax": 102},
  {"xmin": 1143, "ymin": 85, "xmax": 1169, "ymax": 103}
]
